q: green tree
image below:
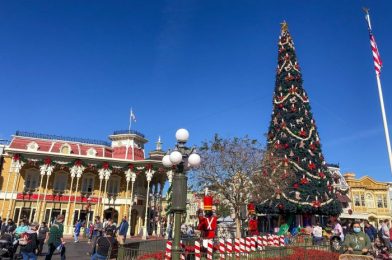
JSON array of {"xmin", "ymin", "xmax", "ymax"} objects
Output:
[{"xmin": 257, "ymin": 22, "xmax": 342, "ymax": 216}]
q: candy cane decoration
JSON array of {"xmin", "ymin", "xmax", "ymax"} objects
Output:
[
  {"xmin": 280, "ymin": 235, "xmax": 285, "ymax": 246},
  {"xmin": 262, "ymin": 235, "xmax": 268, "ymax": 247},
  {"xmin": 268, "ymin": 234, "xmax": 273, "ymax": 246},
  {"xmin": 234, "ymin": 238, "xmax": 241, "ymax": 257},
  {"xmin": 207, "ymin": 240, "xmax": 213, "ymax": 260},
  {"xmin": 165, "ymin": 240, "xmax": 172, "ymax": 260},
  {"xmin": 257, "ymin": 236, "xmax": 263, "ymax": 250},
  {"xmin": 273, "ymin": 235, "xmax": 279, "ymax": 247},
  {"xmin": 240, "ymin": 238, "xmax": 246, "ymax": 254},
  {"xmin": 251, "ymin": 236, "xmax": 256, "ymax": 251},
  {"xmin": 226, "ymin": 238, "xmax": 233, "ymax": 256},
  {"xmin": 245, "ymin": 237, "xmax": 251, "ymax": 253},
  {"xmin": 219, "ymin": 238, "xmax": 226, "ymax": 260},
  {"xmin": 194, "ymin": 240, "xmax": 201, "ymax": 260}
]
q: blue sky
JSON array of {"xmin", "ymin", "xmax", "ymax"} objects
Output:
[{"xmin": 1, "ymin": 1, "xmax": 392, "ymax": 181}]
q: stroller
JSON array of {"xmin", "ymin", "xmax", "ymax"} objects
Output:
[
  {"xmin": 0, "ymin": 233, "xmax": 17, "ymax": 260},
  {"xmin": 371, "ymin": 237, "xmax": 392, "ymax": 260}
]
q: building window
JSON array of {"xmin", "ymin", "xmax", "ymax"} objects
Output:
[
  {"xmin": 383, "ymin": 195, "xmax": 388, "ymax": 208},
  {"xmin": 361, "ymin": 194, "xmax": 365, "ymax": 206},
  {"xmin": 53, "ymin": 172, "xmax": 68, "ymax": 193},
  {"xmin": 377, "ymin": 195, "xmax": 383, "ymax": 208},
  {"xmin": 60, "ymin": 144, "xmax": 71, "ymax": 154},
  {"xmin": 87, "ymin": 148, "xmax": 97, "ymax": 157},
  {"xmin": 81, "ymin": 174, "xmax": 95, "ymax": 194},
  {"xmin": 107, "ymin": 176, "xmax": 120, "ymax": 196},
  {"xmin": 366, "ymin": 193, "xmax": 375, "ymax": 208},
  {"xmin": 354, "ymin": 194, "xmax": 360, "ymax": 206},
  {"xmin": 24, "ymin": 170, "xmax": 40, "ymax": 192},
  {"xmin": 26, "ymin": 142, "xmax": 39, "ymax": 151}
]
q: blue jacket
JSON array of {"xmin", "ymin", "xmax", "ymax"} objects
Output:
[
  {"xmin": 74, "ymin": 222, "xmax": 82, "ymax": 235},
  {"xmin": 365, "ymin": 225, "xmax": 377, "ymax": 241},
  {"xmin": 118, "ymin": 220, "xmax": 129, "ymax": 236}
]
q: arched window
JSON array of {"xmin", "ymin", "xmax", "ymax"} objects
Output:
[
  {"xmin": 26, "ymin": 142, "xmax": 39, "ymax": 151},
  {"xmin": 107, "ymin": 175, "xmax": 121, "ymax": 196},
  {"xmin": 365, "ymin": 193, "xmax": 375, "ymax": 208},
  {"xmin": 53, "ymin": 171, "xmax": 68, "ymax": 193},
  {"xmin": 81, "ymin": 173, "xmax": 95, "ymax": 194},
  {"xmin": 24, "ymin": 169, "xmax": 40, "ymax": 192},
  {"xmin": 60, "ymin": 144, "xmax": 71, "ymax": 154}
]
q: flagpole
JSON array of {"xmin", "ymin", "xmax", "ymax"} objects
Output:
[
  {"xmin": 364, "ymin": 8, "xmax": 392, "ymax": 174},
  {"xmin": 375, "ymin": 74, "xmax": 392, "ymax": 174}
]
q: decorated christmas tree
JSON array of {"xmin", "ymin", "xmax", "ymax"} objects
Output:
[{"xmin": 257, "ymin": 22, "xmax": 342, "ymax": 216}]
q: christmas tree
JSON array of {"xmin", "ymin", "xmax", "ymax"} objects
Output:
[{"xmin": 257, "ymin": 22, "xmax": 342, "ymax": 216}]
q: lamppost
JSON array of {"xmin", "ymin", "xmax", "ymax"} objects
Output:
[
  {"xmin": 162, "ymin": 129, "xmax": 201, "ymax": 260},
  {"xmin": 142, "ymin": 168, "xmax": 155, "ymax": 239}
]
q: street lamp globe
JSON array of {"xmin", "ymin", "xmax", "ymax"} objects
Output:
[
  {"xmin": 188, "ymin": 153, "xmax": 201, "ymax": 167},
  {"xmin": 162, "ymin": 155, "xmax": 173, "ymax": 167},
  {"xmin": 169, "ymin": 151, "xmax": 183, "ymax": 165},
  {"xmin": 175, "ymin": 128, "xmax": 189, "ymax": 142}
]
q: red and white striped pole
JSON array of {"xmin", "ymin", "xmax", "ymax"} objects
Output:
[
  {"xmin": 273, "ymin": 235, "xmax": 279, "ymax": 247},
  {"xmin": 240, "ymin": 238, "xmax": 246, "ymax": 254},
  {"xmin": 257, "ymin": 236, "xmax": 263, "ymax": 250},
  {"xmin": 219, "ymin": 238, "xmax": 225, "ymax": 260},
  {"xmin": 234, "ymin": 238, "xmax": 241, "ymax": 257},
  {"xmin": 251, "ymin": 236, "xmax": 256, "ymax": 251},
  {"xmin": 279, "ymin": 235, "xmax": 285, "ymax": 247},
  {"xmin": 262, "ymin": 235, "xmax": 268, "ymax": 248},
  {"xmin": 226, "ymin": 238, "xmax": 233, "ymax": 257},
  {"xmin": 267, "ymin": 234, "xmax": 273, "ymax": 246},
  {"xmin": 245, "ymin": 237, "xmax": 251, "ymax": 253},
  {"xmin": 180, "ymin": 240, "xmax": 185, "ymax": 260},
  {"xmin": 194, "ymin": 240, "xmax": 201, "ymax": 260},
  {"xmin": 207, "ymin": 240, "xmax": 213, "ymax": 260},
  {"xmin": 165, "ymin": 240, "xmax": 172, "ymax": 260}
]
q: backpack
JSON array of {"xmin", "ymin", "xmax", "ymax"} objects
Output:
[{"xmin": 18, "ymin": 232, "xmax": 30, "ymax": 246}]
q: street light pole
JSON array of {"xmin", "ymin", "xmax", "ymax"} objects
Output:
[{"xmin": 162, "ymin": 129, "xmax": 201, "ymax": 260}]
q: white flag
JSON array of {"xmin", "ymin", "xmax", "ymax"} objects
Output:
[{"xmin": 130, "ymin": 109, "xmax": 136, "ymax": 122}]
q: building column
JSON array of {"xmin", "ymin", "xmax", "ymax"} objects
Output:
[
  {"xmin": 64, "ymin": 167, "xmax": 76, "ymax": 231},
  {"xmin": 38, "ymin": 163, "xmax": 54, "ymax": 223},
  {"xmin": 6, "ymin": 157, "xmax": 25, "ymax": 220},
  {"xmin": 33, "ymin": 164, "xmax": 48, "ymax": 222},
  {"xmin": 95, "ymin": 171, "xmax": 104, "ymax": 219},
  {"xmin": 71, "ymin": 165, "xmax": 84, "ymax": 226},
  {"xmin": 127, "ymin": 170, "xmax": 137, "ymax": 228},
  {"xmin": 142, "ymin": 168, "xmax": 155, "ymax": 240},
  {"xmin": 100, "ymin": 169, "xmax": 111, "ymax": 219},
  {"xmin": 1, "ymin": 157, "xmax": 17, "ymax": 218}
]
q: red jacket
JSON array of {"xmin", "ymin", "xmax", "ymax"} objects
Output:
[
  {"xmin": 248, "ymin": 219, "xmax": 259, "ymax": 236},
  {"xmin": 198, "ymin": 216, "xmax": 217, "ymax": 239}
]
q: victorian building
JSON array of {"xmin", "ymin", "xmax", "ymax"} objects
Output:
[
  {"xmin": 0, "ymin": 130, "xmax": 167, "ymax": 235},
  {"xmin": 343, "ymin": 173, "xmax": 392, "ymax": 225}
]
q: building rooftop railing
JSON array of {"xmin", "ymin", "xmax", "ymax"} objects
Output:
[
  {"xmin": 15, "ymin": 131, "xmax": 111, "ymax": 146},
  {"xmin": 112, "ymin": 130, "xmax": 145, "ymax": 138}
]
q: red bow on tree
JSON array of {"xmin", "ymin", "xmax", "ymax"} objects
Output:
[
  {"xmin": 312, "ymin": 200, "xmax": 321, "ymax": 208},
  {"xmin": 299, "ymin": 130, "xmax": 307, "ymax": 137},
  {"xmin": 308, "ymin": 162, "xmax": 316, "ymax": 170},
  {"xmin": 74, "ymin": 160, "xmax": 82, "ymax": 166},
  {"xmin": 300, "ymin": 177, "xmax": 309, "ymax": 185},
  {"xmin": 293, "ymin": 183, "xmax": 299, "ymax": 189},
  {"xmin": 102, "ymin": 162, "xmax": 109, "ymax": 169},
  {"xmin": 13, "ymin": 154, "xmax": 20, "ymax": 161},
  {"xmin": 128, "ymin": 164, "xmax": 134, "ymax": 170},
  {"xmin": 44, "ymin": 157, "xmax": 51, "ymax": 165},
  {"xmin": 318, "ymin": 172, "xmax": 326, "ymax": 179}
]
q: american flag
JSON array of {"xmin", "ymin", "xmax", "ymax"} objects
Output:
[{"xmin": 365, "ymin": 9, "xmax": 383, "ymax": 75}]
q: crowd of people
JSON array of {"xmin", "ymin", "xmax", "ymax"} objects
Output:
[{"xmin": 0, "ymin": 215, "xmax": 129, "ymax": 260}]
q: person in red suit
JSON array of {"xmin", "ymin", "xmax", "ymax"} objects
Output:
[
  {"xmin": 197, "ymin": 195, "xmax": 217, "ymax": 248},
  {"xmin": 248, "ymin": 203, "xmax": 259, "ymax": 236}
]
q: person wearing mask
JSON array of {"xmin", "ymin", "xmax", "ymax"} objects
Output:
[
  {"xmin": 91, "ymin": 229, "xmax": 118, "ymax": 260},
  {"xmin": 117, "ymin": 216, "xmax": 129, "ymax": 243},
  {"xmin": 312, "ymin": 222, "xmax": 323, "ymax": 245},
  {"xmin": 364, "ymin": 220, "xmax": 377, "ymax": 243},
  {"xmin": 37, "ymin": 222, "xmax": 49, "ymax": 255},
  {"xmin": 74, "ymin": 219, "xmax": 82, "ymax": 243},
  {"xmin": 45, "ymin": 215, "xmax": 65, "ymax": 260},
  {"xmin": 20, "ymin": 222, "xmax": 39, "ymax": 260},
  {"xmin": 343, "ymin": 221, "xmax": 371, "ymax": 255}
]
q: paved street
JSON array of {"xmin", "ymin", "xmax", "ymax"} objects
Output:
[{"xmin": 33, "ymin": 236, "xmax": 165, "ymax": 260}]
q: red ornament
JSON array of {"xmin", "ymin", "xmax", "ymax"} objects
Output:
[
  {"xmin": 44, "ymin": 157, "xmax": 51, "ymax": 165},
  {"xmin": 293, "ymin": 183, "xmax": 299, "ymax": 189},
  {"xmin": 284, "ymin": 143, "xmax": 289, "ymax": 149},
  {"xmin": 278, "ymin": 103, "xmax": 283, "ymax": 109},
  {"xmin": 13, "ymin": 154, "xmax": 20, "ymax": 161},
  {"xmin": 308, "ymin": 162, "xmax": 316, "ymax": 170},
  {"xmin": 102, "ymin": 162, "xmax": 109, "ymax": 169},
  {"xmin": 300, "ymin": 177, "xmax": 309, "ymax": 185},
  {"xmin": 278, "ymin": 204, "xmax": 284, "ymax": 210},
  {"xmin": 318, "ymin": 172, "xmax": 326, "ymax": 179},
  {"xmin": 312, "ymin": 200, "xmax": 321, "ymax": 208},
  {"xmin": 299, "ymin": 130, "xmax": 307, "ymax": 137}
]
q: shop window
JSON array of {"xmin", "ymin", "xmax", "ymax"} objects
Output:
[
  {"xmin": 81, "ymin": 174, "xmax": 95, "ymax": 194},
  {"xmin": 44, "ymin": 209, "xmax": 51, "ymax": 223},
  {"xmin": 383, "ymin": 195, "xmax": 388, "ymax": 208},
  {"xmin": 24, "ymin": 170, "xmax": 40, "ymax": 192},
  {"xmin": 50, "ymin": 209, "xmax": 61, "ymax": 223},
  {"xmin": 13, "ymin": 208, "xmax": 21, "ymax": 223},
  {"xmin": 107, "ymin": 176, "xmax": 120, "ymax": 196},
  {"xmin": 53, "ymin": 172, "xmax": 68, "ymax": 193}
]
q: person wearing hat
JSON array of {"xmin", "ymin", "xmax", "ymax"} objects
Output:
[
  {"xmin": 197, "ymin": 195, "xmax": 217, "ymax": 248},
  {"xmin": 45, "ymin": 215, "xmax": 65, "ymax": 260},
  {"xmin": 19, "ymin": 222, "xmax": 39, "ymax": 260},
  {"xmin": 247, "ymin": 203, "xmax": 259, "ymax": 236}
]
